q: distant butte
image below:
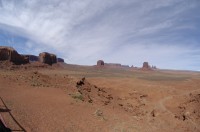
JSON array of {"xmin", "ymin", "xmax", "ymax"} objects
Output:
[
  {"xmin": 97, "ymin": 60, "xmax": 104, "ymax": 66},
  {"xmin": 0, "ymin": 46, "xmax": 64, "ymax": 65},
  {"xmin": 0, "ymin": 46, "xmax": 157, "ymax": 70},
  {"xmin": 96, "ymin": 60, "xmax": 157, "ymax": 70},
  {"xmin": 0, "ymin": 46, "xmax": 29, "ymax": 65}
]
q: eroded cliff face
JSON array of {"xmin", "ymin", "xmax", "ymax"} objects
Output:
[
  {"xmin": 39, "ymin": 52, "xmax": 57, "ymax": 65},
  {"xmin": 0, "ymin": 46, "xmax": 29, "ymax": 65}
]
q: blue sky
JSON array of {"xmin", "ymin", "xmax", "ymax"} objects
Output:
[{"xmin": 0, "ymin": 0, "xmax": 200, "ymax": 70}]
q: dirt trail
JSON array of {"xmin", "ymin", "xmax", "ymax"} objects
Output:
[
  {"xmin": 158, "ymin": 88, "xmax": 200, "ymax": 111},
  {"xmin": 156, "ymin": 88, "xmax": 200, "ymax": 130}
]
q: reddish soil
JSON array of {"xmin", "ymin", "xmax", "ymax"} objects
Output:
[{"xmin": 0, "ymin": 62, "xmax": 200, "ymax": 132}]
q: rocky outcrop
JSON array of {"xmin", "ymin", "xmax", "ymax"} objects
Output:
[
  {"xmin": 143, "ymin": 62, "xmax": 149, "ymax": 68},
  {"xmin": 24, "ymin": 55, "xmax": 64, "ymax": 63},
  {"xmin": 39, "ymin": 52, "xmax": 57, "ymax": 65},
  {"xmin": 24, "ymin": 55, "xmax": 39, "ymax": 62},
  {"xmin": 96, "ymin": 60, "xmax": 131, "ymax": 69},
  {"xmin": 142, "ymin": 62, "xmax": 151, "ymax": 70},
  {"xmin": 0, "ymin": 46, "xmax": 29, "ymax": 65},
  {"xmin": 105, "ymin": 63, "xmax": 121, "ymax": 67},
  {"xmin": 121, "ymin": 65, "xmax": 130, "ymax": 68},
  {"xmin": 97, "ymin": 60, "xmax": 104, "ymax": 66},
  {"xmin": 57, "ymin": 58, "xmax": 64, "ymax": 63},
  {"xmin": 75, "ymin": 77, "xmax": 114, "ymax": 104},
  {"xmin": 152, "ymin": 65, "xmax": 157, "ymax": 69}
]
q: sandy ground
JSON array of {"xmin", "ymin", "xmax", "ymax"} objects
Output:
[{"xmin": 0, "ymin": 63, "xmax": 200, "ymax": 132}]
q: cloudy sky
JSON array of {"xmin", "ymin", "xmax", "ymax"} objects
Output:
[{"xmin": 0, "ymin": 0, "xmax": 199, "ymax": 70}]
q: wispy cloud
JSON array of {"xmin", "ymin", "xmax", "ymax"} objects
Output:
[{"xmin": 0, "ymin": 0, "xmax": 199, "ymax": 70}]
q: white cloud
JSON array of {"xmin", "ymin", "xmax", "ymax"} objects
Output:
[{"xmin": 0, "ymin": 0, "xmax": 199, "ymax": 70}]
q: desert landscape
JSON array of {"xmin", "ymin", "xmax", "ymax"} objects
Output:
[{"xmin": 0, "ymin": 46, "xmax": 200, "ymax": 132}]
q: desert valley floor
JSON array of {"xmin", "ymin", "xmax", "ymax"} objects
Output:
[{"xmin": 0, "ymin": 62, "xmax": 200, "ymax": 132}]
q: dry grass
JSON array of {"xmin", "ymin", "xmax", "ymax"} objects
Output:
[{"xmin": 71, "ymin": 92, "xmax": 84, "ymax": 101}]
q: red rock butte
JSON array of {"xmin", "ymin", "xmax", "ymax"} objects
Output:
[
  {"xmin": 97, "ymin": 60, "xmax": 104, "ymax": 66},
  {"xmin": 0, "ymin": 46, "xmax": 29, "ymax": 65},
  {"xmin": 39, "ymin": 52, "xmax": 57, "ymax": 65},
  {"xmin": 0, "ymin": 46, "xmax": 64, "ymax": 65}
]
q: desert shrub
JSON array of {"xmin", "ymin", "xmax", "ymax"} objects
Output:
[{"xmin": 71, "ymin": 92, "xmax": 84, "ymax": 101}]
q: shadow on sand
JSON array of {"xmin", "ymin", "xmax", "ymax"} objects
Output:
[{"xmin": 0, "ymin": 97, "xmax": 26, "ymax": 132}]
